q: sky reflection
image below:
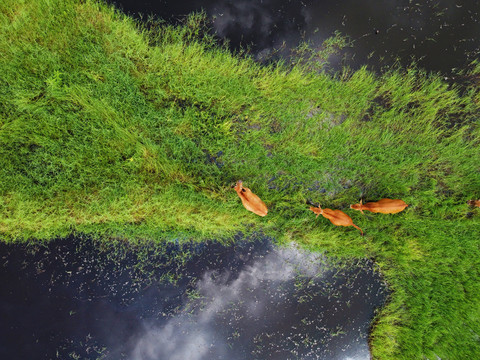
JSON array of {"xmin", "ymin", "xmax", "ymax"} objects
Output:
[
  {"xmin": 130, "ymin": 243, "xmax": 381, "ymax": 360},
  {"xmin": 0, "ymin": 236, "xmax": 387, "ymax": 359},
  {"xmin": 113, "ymin": 0, "xmax": 480, "ymax": 74}
]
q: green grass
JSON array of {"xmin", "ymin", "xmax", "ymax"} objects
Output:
[{"xmin": 1, "ymin": 0, "xmax": 480, "ymax": 358}]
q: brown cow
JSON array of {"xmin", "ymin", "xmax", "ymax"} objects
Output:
[
  {"xmin": 350, "ymin": 198, "xmax": 408, "ymax": 214},
  {"xmin": 234, "ymin": 180, "xmax": 268, "ymax": 217},
  {"xmin": 467, "ymin": 199, "xmax": 480, "ymax": 208},
  {"xmin": 309, "ymin": 205, "xmax": 363, "ymax": 235}
]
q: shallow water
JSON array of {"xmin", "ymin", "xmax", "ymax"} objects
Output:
[
  {"xmin": 0, "ymin": 234, "xmax": 387, "ymax": 359},
  {"xmin": 112, "ymin": 0, "xmax": 480, "ymax": 75}
]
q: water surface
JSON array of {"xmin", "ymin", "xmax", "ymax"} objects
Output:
[
  {"xmin": 0, "ymin": 234, "xmax": 388, "ymax": 359},
  {"xmin": 112, "ymin": 0, "xmax": 480, "ymax": 75}
]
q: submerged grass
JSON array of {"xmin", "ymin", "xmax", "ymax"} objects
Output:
[{"xmin": 0, "ymin": 0, "xmax": 479, "ymax": 358}]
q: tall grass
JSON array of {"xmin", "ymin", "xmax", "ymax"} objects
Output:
[{"xmin": 1, "ymin": 0, "xmax": 479, "ymax": 358}]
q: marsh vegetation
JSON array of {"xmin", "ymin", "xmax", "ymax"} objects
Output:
[{"xmin": 0, "ymin": 0, "xmax": 479, "ymax": 358}]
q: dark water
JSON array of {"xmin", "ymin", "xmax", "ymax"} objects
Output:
[
  {"xmin": 111, "ymin": 0, "xmax": 480, "ymax": 75},
  {"xmin": 0, "ymin": 234, "xmax": 387, "ymax": 359}
]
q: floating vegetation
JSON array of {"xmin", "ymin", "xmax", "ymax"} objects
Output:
[{"xmin": 0, "ymin": 235, "xmax": 387, "ymax": 359}]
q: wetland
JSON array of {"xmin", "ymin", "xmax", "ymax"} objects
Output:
[
  {"xmin": 0, "ymin": 0, "xmax": 479, "ymax": 359},
  {"xmin": 0, "ymin": 235, "xmax": 387, "ymax": 359}
]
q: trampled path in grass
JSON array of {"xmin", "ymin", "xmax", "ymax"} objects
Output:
[{"xmin": 0, "ymin": 0, "xmax": 479, "ymax": 358}]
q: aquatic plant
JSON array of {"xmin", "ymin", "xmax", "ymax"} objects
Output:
[{"xmin": 0, "ymin": 0, "xmax": 479, "ymax": 359}]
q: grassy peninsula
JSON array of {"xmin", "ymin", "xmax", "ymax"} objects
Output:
[{"xmin": 1, "ymin": 0, "xmax": 479, "ymax": 358}]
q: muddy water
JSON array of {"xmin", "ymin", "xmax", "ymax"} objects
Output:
[
  {"xmin": 113, "ymin": 0, "xmax": 480, "ymax": 75},
  {"xmin": 0, "ymin": 234, "xmax": 387, "ymax": 359}
]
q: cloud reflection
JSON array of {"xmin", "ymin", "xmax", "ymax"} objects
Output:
[
  {"xmin": 130, "ymin": 242, "xmax": 376, "ymax": 360},
  {"xmin": 129, "ymin": 244, "xmax": 328, "ymax": 360},
  {"xmin": 206, "ymin": 0, "xmax": 480, "ymax": 73}
]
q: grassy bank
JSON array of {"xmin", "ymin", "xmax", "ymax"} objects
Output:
[{"xmin": 1, "ymin": 0, "xmax": 479, "ymax": 358}]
